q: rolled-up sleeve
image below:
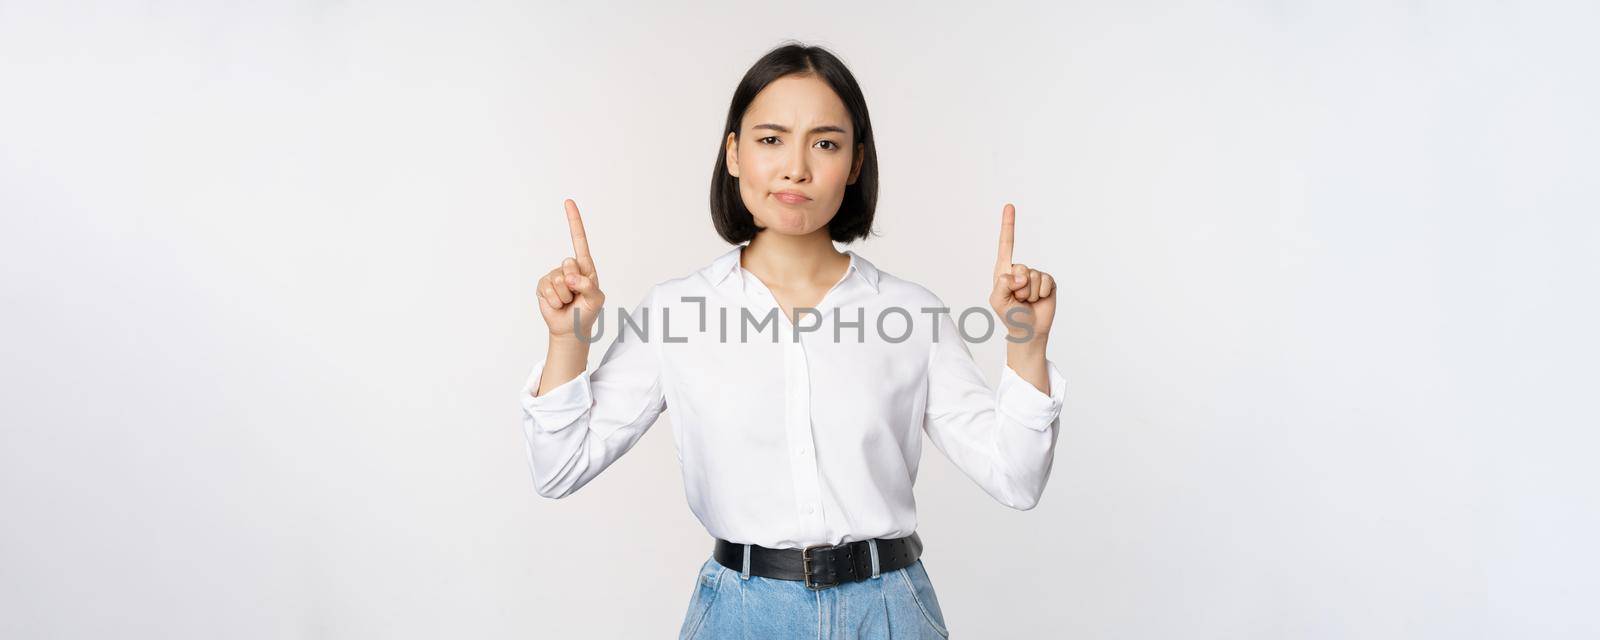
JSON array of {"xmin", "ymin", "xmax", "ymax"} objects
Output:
[
  {"xmin": 520, "ymin": 361, "xmax": 598, "ymax": 434},
  {"xmin": 922, "ymin": 308, "xmax": 1067, "ymax": 511},
  {"xmin": 520, "ymin": 286, "xmax": 667, "ymax": 499},
  {"xmin": 995, "ymin": 358, "xmax": 1067, "ymax": 432}
]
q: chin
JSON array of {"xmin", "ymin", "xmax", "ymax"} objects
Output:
[{"xmin": 755, "ymin": 209, "xmax": 817, "ymax": 235}]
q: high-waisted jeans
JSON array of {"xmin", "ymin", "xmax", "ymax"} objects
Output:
[{"xmin": 678, "ymin": 547, "xmax": 951, "ymax": 639}]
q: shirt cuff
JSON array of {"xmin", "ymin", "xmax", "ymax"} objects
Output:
[
  {"xmin": 520, "ymin": 357, "xmax": 594, "ymax": 433},
  {"xmin": 996, "ymin": 359, "xmax": 1067, "ymax": 432}
]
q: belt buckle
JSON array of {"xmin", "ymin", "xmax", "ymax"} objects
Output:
[{"xmin": 801, "ymin": 544, "xmax": 838, "ymax": 590}]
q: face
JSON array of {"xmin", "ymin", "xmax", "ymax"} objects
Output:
[{"xmin": 725, "ymin": 74, "xmax": 865, "ymax": 237}]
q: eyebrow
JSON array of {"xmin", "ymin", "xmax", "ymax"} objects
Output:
[{"xmin": 751, "ymin": 123, "xmax": 849, "ymax": 136}]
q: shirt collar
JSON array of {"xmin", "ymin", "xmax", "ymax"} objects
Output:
[{"xmin": 703, "ymin": 244, "xmax": 881, "ymax": 295}]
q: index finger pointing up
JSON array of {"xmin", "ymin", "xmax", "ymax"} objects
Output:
[
  {"xmin": 995, "ymin": 203, "xmax": 1016, "ymax": 275},
  {"xmin": 564, "ymin": 198, "xmax": 596, "ymax": 275}
]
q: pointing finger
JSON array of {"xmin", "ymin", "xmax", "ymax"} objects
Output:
[
  {"xmin": 995, "ymin": 203, "xmax": 1015, "ymax": 275},
  {"xmin": 564, "ymin": 199, "xmax": 596, "ymax": 275}
]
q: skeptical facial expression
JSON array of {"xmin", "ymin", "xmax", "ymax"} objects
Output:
[{"xmin": 725, "ymin": 74, "xmax": 865, "ymax": 236}]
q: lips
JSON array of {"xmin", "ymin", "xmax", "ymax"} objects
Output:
[{"xmin": 772, "ymin": 191, "xmax": 811, "ymax": 204}]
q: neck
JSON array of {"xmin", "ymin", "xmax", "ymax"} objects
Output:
[{"xmin": 741, "ymin": 229, "xmax": 848, "ymax": 290}]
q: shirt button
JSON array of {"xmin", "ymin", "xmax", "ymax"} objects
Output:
[
  {"xmin": 804, "ymin": 505, "xmax": 815, "ymax": 514},
  {"xmin": 798, "ymin": 447, "xmax": 808, "ymax": 456}
]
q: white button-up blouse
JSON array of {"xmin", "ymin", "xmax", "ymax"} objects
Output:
[{"xmin": 520, "ymin": 245, "xmax": 1067, "ymax": 550}]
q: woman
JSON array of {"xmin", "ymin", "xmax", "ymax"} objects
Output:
[{"xmin": 524, "ymin": 42, "xmax": 1065, "ymax": 640}]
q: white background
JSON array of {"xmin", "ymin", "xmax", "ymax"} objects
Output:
[{"xmin": 2, "ymin": 1, "xmax": 1596, "ymax": 638}]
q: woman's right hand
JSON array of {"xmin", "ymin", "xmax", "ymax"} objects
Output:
[{"xmin": 537, "ymin": 199, "xmax": 606, "ymax": 341}]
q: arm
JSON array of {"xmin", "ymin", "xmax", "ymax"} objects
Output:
[
  {"xmin": 922, "ymin": 308, "xmax": 1067, "ymax": 511},
  {"xmin": 536, "ymin": 334, "xmax": 590, "ymax": 397},
  {"xmin": 521, "ymin": 287, "xmax": 667, "ymax": 499}
]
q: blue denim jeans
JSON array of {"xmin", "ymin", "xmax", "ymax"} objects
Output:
[{"xmin": 678, "ymin": 545, "xmax": 951, "ymax": 639}]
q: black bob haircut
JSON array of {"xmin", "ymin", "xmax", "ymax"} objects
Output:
[{"xmin": 710, "ymin": 42, "xmax": 880, "ymax": 245}]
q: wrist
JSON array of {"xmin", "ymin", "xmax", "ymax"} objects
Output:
[
  {"xmin": 548, "ymin": 333, "xmax": 592, "ymax": 352},
  {"xmin": 1005, "ymin": 334, "xmax": 1048, "ymax": 357}
]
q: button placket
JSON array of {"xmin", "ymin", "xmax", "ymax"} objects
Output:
[
  {"xmin": 742, "ymin": 262, "xmax": 852, "ymax": 542},
  {"xmin": 783, "ymin": 324, "xmax": 825, "ymax": 538}
]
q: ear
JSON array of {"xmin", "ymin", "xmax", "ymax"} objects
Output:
[
  {"xmin": 725, "ymin": 132, "xmax": 740, "ymax": 178},
  {"xmin": 847, "ymin": 141, "xmax": 864, "ymax": 185}
]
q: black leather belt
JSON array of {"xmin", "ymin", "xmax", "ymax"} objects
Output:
[{"xmin": 712, "ymin": 532, "xmax": 923, "ymax": 590}]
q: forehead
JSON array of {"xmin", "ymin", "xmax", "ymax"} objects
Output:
[{"xmin": 742, "ymin": 75, "xmax": 852, "ymax": 132}]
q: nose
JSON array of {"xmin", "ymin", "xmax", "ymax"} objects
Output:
[{"xmin": 782, "ymin": 142, "xmax": 810, "ymax": 183}]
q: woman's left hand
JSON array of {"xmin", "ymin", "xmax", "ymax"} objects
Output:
[{"xmin": 988, "ymin": 203, "xmax": 1056, "ymax": 350}]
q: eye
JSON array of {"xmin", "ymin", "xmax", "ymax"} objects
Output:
[
  {"xmin": 816, "ymin": 140, "xmax": 839, "ymax": 150},
  {"xmin": 759, "ymin": 136, "xmax": 780, "ymax": 145}
]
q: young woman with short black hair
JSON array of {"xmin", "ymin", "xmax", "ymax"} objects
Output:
[{"xmin": 526, "ymin": 41, "xmax": 1065, "ymax": 639}]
